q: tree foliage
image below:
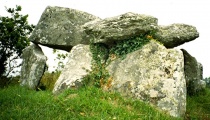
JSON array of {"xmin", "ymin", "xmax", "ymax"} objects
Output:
[
  {"xmin": 204, "ymin": 77, "xmax": 210, "ymax": 88},
  {"xmin": 0, "ymin": 5, "xmax": 35, "ymax": 76},
  {"xmin": 52, "ymin": 49, "xmax": 68, "ymax": 72}
]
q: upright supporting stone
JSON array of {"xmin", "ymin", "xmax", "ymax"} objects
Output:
[
  {"xmin": 181, "ymin": 49, "xmax": 205, "ymax": 95},
  {"xmin": 20, "ymin": 44, "xmax": 47, "ymax": 90},
  {"xmin": 53, "ymin": 44, "xmax": 92, "ymax": 94},
  {"xmin": 107, "ymin": 40, "xmax": 186, "ymax": 117}
]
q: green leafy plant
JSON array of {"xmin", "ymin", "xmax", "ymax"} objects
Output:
[
  {"xmin": 109, "ymin": 32, "xmax": 153, "ymax": 59},
  {"xmin": 0, "ymin": 5, "xmax": 35, "ymax": 77},
  {"xmin": 83, "ymin": 32, "xmax": 155, "ymax": 88},
  {"xmin": 204, "ymin": 77, "xmax": 210, "ymax": 88},
  {"xmin": 52, "ymin": 49, "xmax": 68, "ymax": 72},
  {"xmin": 0, "ymin": 76, "xmax": 20, "ymax": 88},
  {"xmin": 82, "ymin": 43, "xmax": 110, "ymax": 88}
]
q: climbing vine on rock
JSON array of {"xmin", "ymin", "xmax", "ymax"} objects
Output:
[
  {"xmin": 83, "ymin": 31, "xmax": 156, "ymax": 88},
  {"xmin": 109, "ymin": 32, "xmax": 154, "ymax": 59},
  {"xmin": 82, "ymin": 43, "xmax": 110, "ymax": 88}
]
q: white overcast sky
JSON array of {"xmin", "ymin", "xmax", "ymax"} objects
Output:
[{"xmin": 0, "ymin": 0, "xmax": 209, "ymax": 77}]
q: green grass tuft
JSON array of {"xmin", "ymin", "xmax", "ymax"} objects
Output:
[
  {"xmin": 1, "ymin": 81, "xmax": 210, "ymax": 119},
  {"xmin": 0, "ymin": 85, "xmax": 180, "ymax": 120},
  {"xmin": 185, "ymin": 88, "xmax": 210, "ymax": 120}
]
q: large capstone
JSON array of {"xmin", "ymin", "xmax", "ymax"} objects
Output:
[
  {"xmin": 30, "ymin": 6, "xmax": 101, "ymax": 51},
  {"xmin": 83, "ymin": 12, "xmax": 158, "ymax": 44},
  {"xmin": 106, "ymin": 40, "xmax": 186, "ymax": 117},
  {"xmin": 20, "ymin": 44, "xmax": 47, "ymax": 90},
  {"xmin": 154, "ymin": 24, "xmax": 199, "ymax": 48},
  {"xmin": 53, "ymin": 44, "xmax": 92, "ymax": 94}
]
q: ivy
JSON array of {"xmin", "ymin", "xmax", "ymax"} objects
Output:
[
  {"xmin": 82, "ymin": 43, "xmax": 110, "ymax": 88},
  {"xmin": 82, "ymin": 31, "xmax": 156, "ymax": 88},
  {"xmin": 109, "ymin": 32, "xmax": 153, "ymax": 59},
  {"xmin": 90, "ymin": 43, "xmax": 109, "ymax": 65}
]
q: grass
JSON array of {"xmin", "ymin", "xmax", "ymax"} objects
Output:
[
  {"xmin": 1, "ymin": 76, "xmax": 210, "ymax": 120},
  {"xmin": 0, "ymin": 85, "xmax": 179, "ymax": 120},
  {"xmin": 185, "ymin": 88, "xmax": 210, "ymax": 120}
]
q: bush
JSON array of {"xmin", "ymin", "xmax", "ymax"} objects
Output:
[
  {"xmin": 203, "ymin": 77, "xmax": 210, "ymax": 88},
  {"xmin": 0, "ymin": 76, "xmax": 20, "ymax": 88}
]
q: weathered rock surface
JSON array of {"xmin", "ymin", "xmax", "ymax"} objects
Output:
[
  {"xmin": 181, "ymin": 49, "xmax": 205, "ymax": 95},
  {"xmin": 154, "ymin": 24, "xmax": 199, "ymax": 48},
  {"xmin": 197, "ymin": 63, "xmax": 206, "ymax": 89},
  {"xmin": 53, "ymin": 44, "xmax": 92, "ymax": 94},
  {"xmin": 20, "ymin": 44, "xmax": 47, "ymax": 89},
  {"xmin": 197, "ymin": 62, "xmax": 203, "ymax": 81},
  {"xmin": 19, "ymin": 7, "xmax": 202, "ymax": 118},
  {"xmin": 30, "ymin": 6, "xmax": 100, "ymax": 51},
  {"xmin": 83, "ymin": 12, "xmax": 158, "ymax": 44},
  {"xmin": 106, "ymin": 40, "xmax": 186, "ymax": 117}
]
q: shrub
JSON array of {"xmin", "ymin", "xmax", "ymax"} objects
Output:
[{"xmin": 0, "ymin": 76, "xmax": 20, "ymax": 88}]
